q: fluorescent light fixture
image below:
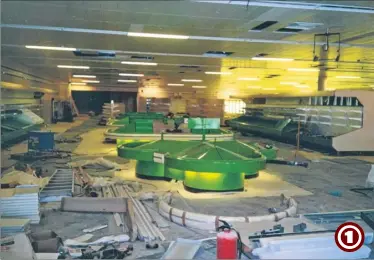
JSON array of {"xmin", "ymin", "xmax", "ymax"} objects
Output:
[
  {"xmin": 119, "ymin": 73, "xmax": 144, "ymax": 77},
  {"xmin": 300, "ymin": 89, "xmax": 312, "ymax": 93},
  {"xmin": 248, "ymin": 86, "xmax": 261, "ymax": 89},
  {"xmin": 192, "ymin": 85, "xmax": 207, "ymax": 89},
  {"xmin": 118, "ymin": 79, "xmax": 137, "ymax": 83},
  {"xmin": 82, "ymin": 80, "xmax": 100, "ymax": 83},
  {"xmin": 182, "ymin": 79, "xmax": 202, "ymax": 82},
  {"xmin": 280, "ymin": 82, "xmax": 298, "ymax": 85},
  {"xmin": 58, "ymin": 65, "xmax": 90, "ymax": 69},
  {"xmin": 204, "ymin": 71, "xmax": 232, "ymax": 75},
  {"xmin": 26, "ymin": 45, "xmax": 76, "ymax": 51},
  {"xmin": 288, "ymin": 68, "xmax": 319, "ymax": 72},
  {"xmin": 262, "ymin": 88, "xmax": 276, "ymax": 90},
  {"xmin": 238, "ymin": 77, "xmax": 260, "ymax": 81},
  {"xmin": 168, "ymin": 83, "xmax": 184, "ymax": 86},
  {"xmin": 73, "ymin": 75, "xmax": 96, "ymax": 78},
  {"xmin": 336, "ymin": 76, "xmax": 361, "ymax": 79},
  {"xmin": 127, "ymin": 32, "xmax": 189, "ymax": 39},
  {"xmin": 70, "ymin": 82, "xmax": 87, "ymax": 85},
  {"xmin": 252, "ymin": 57, "xmax": 294, "ymax": 62},
  {"xmin": 326, "ymin": 88, "xmax": 336, "ymax": 91},
  {"xmin": 121, "ymin": 61, "xmax": 157, "ymax": 66}
]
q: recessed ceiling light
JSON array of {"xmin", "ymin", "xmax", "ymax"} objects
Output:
[
  {"xmin": 182, "ymin": 79, "xmax": 202, "ymax": 82},
  {"xmin": 82, "ymin": 80, "xmax": 100, "ymax": 83},
  {"xmin": 58, "ymin": 65, "xmax": 90, "ymax": 69},
  {"xmin": 192, "ymin": 85, "xmax": 207, "ymax": 89},
  {"xmin": 26, "ymin": 45, "xmax": 76, "ymax": 51},
  {"xmin": 127, "ymin": 32, "xmax": 189, "ymax": 39},
  {"xmin": 252, "ymin": 57, "xmax": 294, "ymax": 62},
  {"xmin": 121, "ymin": 61, "xmax": 157, "ymax": 66},
  {"xmin": 118, "ymin": 79, "xmax": 137, "ymax": 83},
  {"xmin": 168, "ymin": 83, "xmax": 184, "ymax": 86},
  {"xmin": 70, "ymin": 82, "xmax": 87, "ymax": 85},
  {"xmin": 262, "ymin": 88, "xmax": 276, "ymax": 90},
  {"xmin": 73, "ymin": 75, "xmax": 96, "ymax": 78},
  {"xmin": 336, "ymin": 76, "xmax": 361, "ymax": 79},
  {"xmin": 248, "ymin": 86, "xmax": 261, "ymax": 89},
  {"xmin": 204, "ymin": 71, "xmax": 232, "ymax": 75},
  {"xmin": 238, "ymin": 77, "xmax": 260, "ymax": 81},
  {"xmin": 288, "ymin": 68, "xmax": 319, "ymax": 72},
  {"xmin": 119, "ymin": 73, "xmax": 144, "ymax": 77}
]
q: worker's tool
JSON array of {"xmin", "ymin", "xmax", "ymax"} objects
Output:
[
  {"xmin": 145, "ymin": 241, "xmax": 159, "ymax": 249},
  {"xmin": 256, "ymin": 224, "xmax": 285, "ymax": 237}
]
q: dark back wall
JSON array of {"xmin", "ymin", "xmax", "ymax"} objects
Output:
[{"xmin": 72, "ymin": 91, "xmax": 137, "ymax": 114}]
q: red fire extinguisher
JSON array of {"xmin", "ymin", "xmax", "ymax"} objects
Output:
[{"xmin": 216, "ymin": 220, "xmax": 243, "ymax": 259}]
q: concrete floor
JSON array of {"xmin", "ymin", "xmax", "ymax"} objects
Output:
[{"xmin": 2, "ymin": 117, "xmax": 373, "ymax": 258}]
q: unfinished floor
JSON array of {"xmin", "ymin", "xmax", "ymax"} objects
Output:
[{"xmin": 2, "ymin": 116, "xmax": 373, "ymax": 258}]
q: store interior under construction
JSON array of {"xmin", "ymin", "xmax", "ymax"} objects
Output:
[{"xmin": 1, "ymin": 1, "xmax": 374, "ymax": 259}]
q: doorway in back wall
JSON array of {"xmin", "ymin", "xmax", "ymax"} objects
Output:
[{"xmin": 71, "ymin": 91, "xmax": 137, "ymax": 115}]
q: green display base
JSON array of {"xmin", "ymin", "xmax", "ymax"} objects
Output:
[
  {"xmin": 135, "ymin": 161, "xmax": 165, "ymax": 179},
  {"xmin": 183, "ymin": 171, "xmax": 245, "ymax": 192},
  {"xmin": 164, "ymin": 167, "xmax": 185, "ymax": 180}
]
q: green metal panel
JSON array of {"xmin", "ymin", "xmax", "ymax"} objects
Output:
[
  {"xmin": 165, "ymin": 167, "xmax": 185, "ymax": 180},
  {"xmin": 136, "ymin": 161, "xmax": 165, "ymax": 179},
  {"xmin": 188, "ymin": 118, "xmax": 220, "ymax": 130},
  {"xmin": 184, "ymin": 171, "xmax": 244, "ymax": 191}
]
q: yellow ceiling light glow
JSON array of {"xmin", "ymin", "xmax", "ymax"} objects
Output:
[
  {"xmin": 118, "ymin": 79, "xmax": 137, "ymax": 83},
  {"xmin": 336, "ymin": 76, "xmax": 361, "ymax": 79},
  {"xmin": 82, "ymin": 80, "xmax": 100, "ymax": 83},
  {"xmin": 119, "ymin": 73, "xmax": 144, "ymax": 77},
  {"xmin": 26, "ymin": 45, "xmax": 76, "ymax": 51},
  {"xmin": 248, "ymin": 86, "xmax": 261, "ymax": 89},
  {"xmin": 288, "ymin": 68, "xmax": 319, "ymax": 72},
  {"xmin": 192, "ymin": 85, "xmax": 207, "ymax": 89},
  {"xmin": 295, "ymin": 84, "xmax": 310, "ymax": 88},
  {"xmin": 167, "ymin": 83, "xmax": 184, "ymax": 86},
  {"xmin": 280, "ymin": 82, "xmax": 299, "ymax": 85},
  {"xmin": 121, "ymin": 61, "xmax": 158, "ymax": 66},
  {"xmin": 326, "ymin": 88, "xmax": 336, "ymax": 91},
  {"xmin": 300, "ymin": 89, "xmax": 312, "ymax": 93},
  {"xmin": 70, "ymin": 82, "xmax": 87, "ymax": 85},
  {"xmin": 127, "ymin": 32, "xmax": 189, "ymax": 40},
  {"xmin": 238, "ymin": 77, "xmax": 260, "ymax": 81},
  {"xmin": 58, "ymin": 65, "xmax": 90, "ymax": 69},
  {"xmin": 182, "ymin": 79, "xmax": 202, "ymax": 82},
  {"xmin": 252, "ymin": 57, "xmax": 294, "ymax": 62},
  {"xmin": 262, "ymin": 88, "xmax": 276, "ymax": 90},
  {"xmin": 73, "ymin": 75, "xmax": 96, "ymax": 78},
  {"xmin": 204, "ymin": 71, "xmax": 232, "ymax": 75}
]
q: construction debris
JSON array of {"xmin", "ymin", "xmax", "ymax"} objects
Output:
[
  {"xmin": 0, "ymin": 185, "xmax": 40, "ymax": 223},
  {"xmin": 39, "ymin": 169, "xmax": 74, "ymax": 202},
  {"xmin": 64, "ymin": 234, "xmax": 130, "ymax": 247},
  {"xmin": 69, "ymin": 157, "xmax": 121, "ymax": 171},
  {"xmin": 29, "ymin": 230, "xmax": 63, "ymax": 253},
  {"xmin": 83, "ymin": 225, "xmax": 108, "ymax": 233},
  {"xmin": 61, "ymin": 197, "xmax": 127, "ymax": 213},
  {"xmin": 161, "ymin": 238, "xmax": 202, "ymax": 260},
  {"xmin": 0, "ymin": 218, "xmax": 31, "ymax": 237},
  {"xmin": 113, "ymin": 213, "xmax": 123, "ymax": 227},
  {"xmin": 0, "ymin": 170, "xmax": 49, "ymax": 188}
]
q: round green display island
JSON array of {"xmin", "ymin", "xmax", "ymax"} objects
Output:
[{"xmin": 117, "ymin": 139, "xmax": 277, "ymax": 192}]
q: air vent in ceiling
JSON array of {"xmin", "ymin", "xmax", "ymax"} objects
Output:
[
  {"xmin": 73, "ymin": 50, "xmax": 116, "ymax": 57},
  {"xmin": 130, "ymin": 55, "xmax": 154, "ymax": 60},
  {"xmin": 180, "ymin": 65, "xmax": 200, "ymax": 69},
  {"xmin": 251, "ymin": 21, "xmax": 278, "ymax": 31},
  {"xmin": 203, "ymin": 51, "xmax": 234, "ymax": 57},
  {"xmin": 277, "ymin": 22, "xmax": 323, "ymax": 33}
]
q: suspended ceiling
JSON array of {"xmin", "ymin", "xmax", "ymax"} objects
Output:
[{"xmin": 1, "ymin": 0, "xmax": 374, "ymax": 98}]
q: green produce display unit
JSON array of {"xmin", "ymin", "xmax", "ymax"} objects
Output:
[
  {"xmin": 108, "ymin": 112, "xmax": 165, "ymax": 126},
  {"xmin": 117, "ymin": 139, "xmax": 277, "ymax": 192},
  {"xmin": 105, "ymin": 117, "xmax": 234, "ymax": 141}
]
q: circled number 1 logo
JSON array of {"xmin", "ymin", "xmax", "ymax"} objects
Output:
[{"xmin": 334, "ymin": 222, "xmax": 365, "ymax": 252}]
